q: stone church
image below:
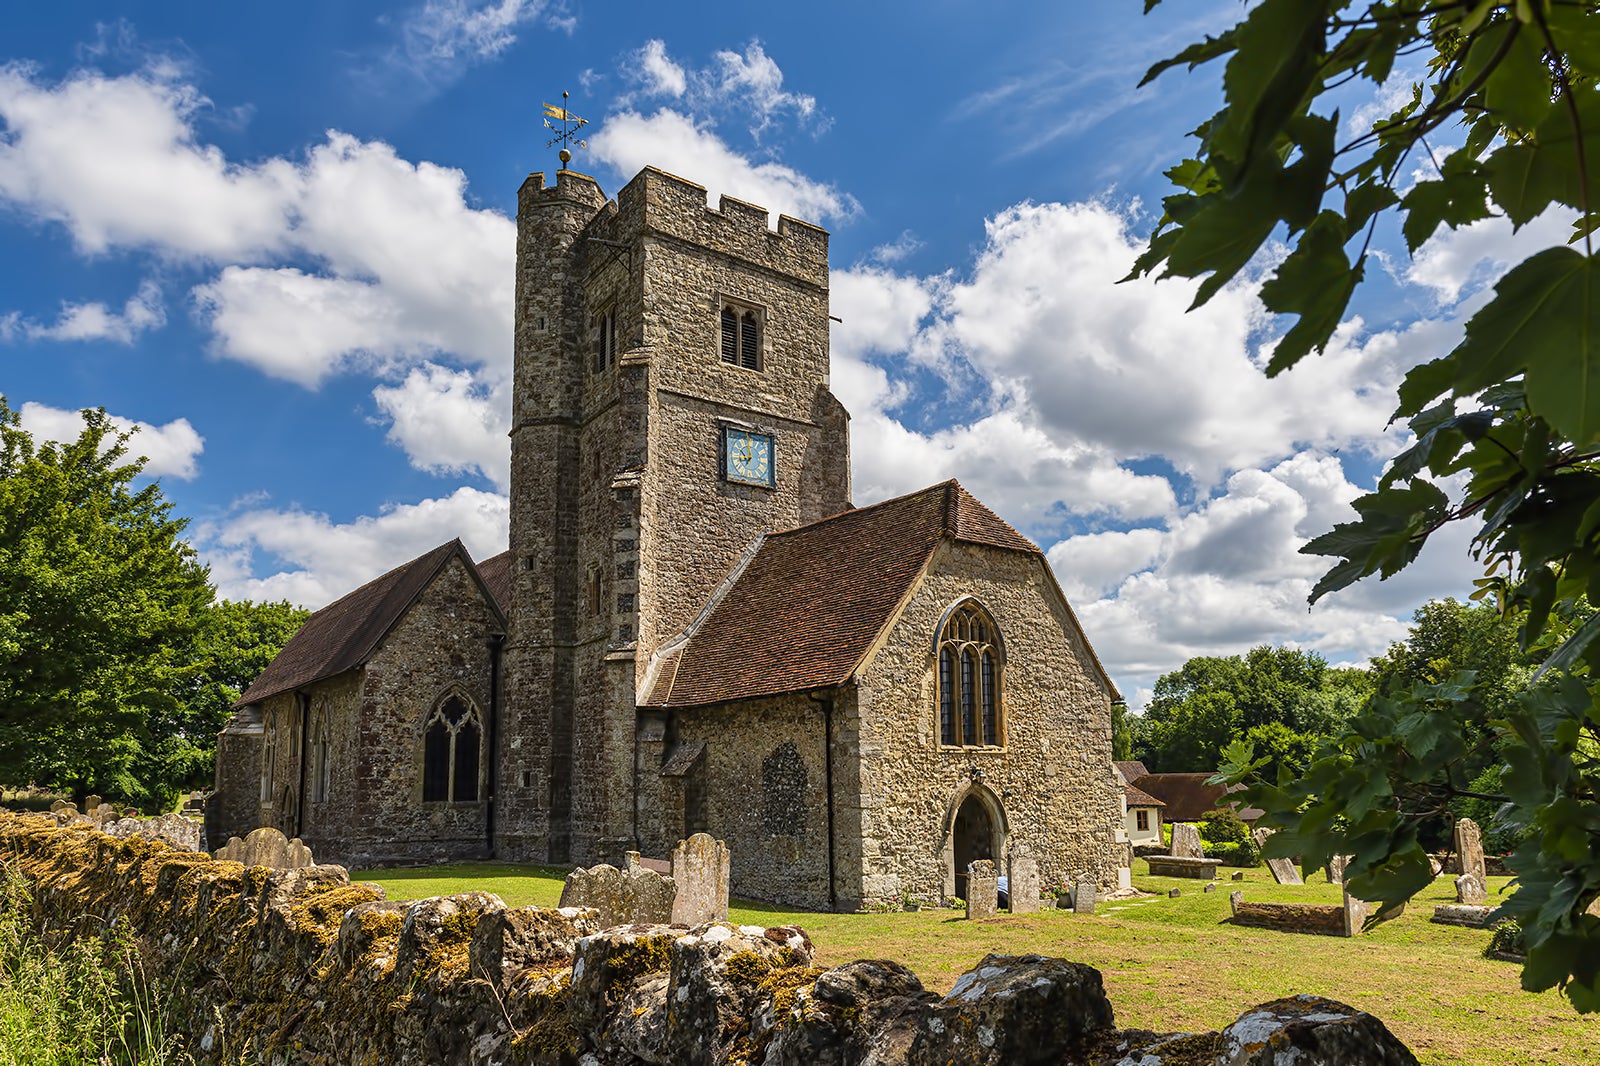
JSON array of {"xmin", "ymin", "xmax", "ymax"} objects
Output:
[{"xmin": 209, "ymin": 165, "xmax": 1130, "ymax": 910}]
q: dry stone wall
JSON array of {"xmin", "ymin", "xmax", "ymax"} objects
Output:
[{"xmin": 1, "ymin": 815, "xmax": 1420, "ymax": 1066}]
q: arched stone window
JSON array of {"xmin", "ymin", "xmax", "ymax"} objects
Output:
[
  {"xmin": 260, "ymin": 710, "xmax": 277, "ymax": 802},
  {"xmin": 310, "ymin": 711, "xmax": 332, "ymax": 804},
  {"xmin": 422, "ymin": 693, "xmax": 482, "ymax": 803},
  {"xmin": 936, "ymin": 601, "xmax": 1004, "ymax": 748}
]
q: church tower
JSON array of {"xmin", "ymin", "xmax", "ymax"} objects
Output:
[{"xmin": 499, "ymin": 166, "xmax": 851, "ymax": 864}]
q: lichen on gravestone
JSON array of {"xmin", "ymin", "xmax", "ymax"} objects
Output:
[
  {"xmin": 670, "ymin": 832, "xmax": 730, "ymax": 926},
  {"xmin": 966, "ymin": 860, "xmax": 998, "ymax": 920},
  {"xmin": 1170, "ymin": 823, "xmax": 1205, "ymax": 859}
]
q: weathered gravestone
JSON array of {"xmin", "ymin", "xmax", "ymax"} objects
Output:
[
  {"xmin": 1007, "ymin": 849, "xmax": 1040, "ymax": 914},
  {"xmin": 1170, "ymin": 822, "xmax": 1205, "ymax": 859},
  {"xmin": 1456, "ymin": 818, "xmax": 1486, "ymax": 882},
  {"xmin": 84, "ymin": 794, "xmax": 101, "ymax": 812},
  {"xmin": 1073, "ymin": 879, "xmax": 1096, "ymax": 915},
  {"xmin": 214, "ymin": 827, "xmax": 315, "ymax": 870},
  {"xmin": 966, "ymin": 859, "xmax": 998, "ymax": 920},
  {"xmin": 1326, "ymin": 854, "xmax": 1350, "ymax": 885},
  {"xmin": 1455, "ymin": 871, "xmax": 1487, "ymax": 906},
  {"xmin": 1342, "ymin": 888, "xmax": 1371, "ymax": 937},
  {"xmin": 49, "ymin": 799, "xmax": 71, "ymax": 814},
  {"xmin": 559, "ymin": 863, "xmax": 675, "ymax": 928},
  {"xmin": 670, "ymin": 832, "xmax": 730, "ymax": 926},
  {"xmin": 1254, "ymin": 827, "xmax": 1304, "ymax": 885}
]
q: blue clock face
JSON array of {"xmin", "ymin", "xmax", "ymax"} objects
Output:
[{"xmin": 724, "ymin": 428, "xmax": 774, "ymax": 487}]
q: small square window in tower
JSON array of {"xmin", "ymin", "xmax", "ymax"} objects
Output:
[
  {"xmin": 721, "ymin": 425, "xmax": 775, "ymax": 488},
  {"xmin": 719, "ymin": 303, "xmax": 762, "ymax": 370}
]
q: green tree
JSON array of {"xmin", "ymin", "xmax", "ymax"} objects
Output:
[
  {"xmin": 152, "ymin": 599, "xmax": 309, "ymax": 801},
  {"xmin": 1135, "ymin": 0, "xmax": 1600, "ymax": 1009},
  {"xmin": 0, "ymin": 399, "xmax": 214, "ymax": 807},
  {"xmin": 1111, "ymin": 700, "xmax": 1134, "ymax": 761}
]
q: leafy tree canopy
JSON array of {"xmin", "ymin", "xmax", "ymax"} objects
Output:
[
  {"xmin": 0, "ymin": 400, "xmax": 304, "ymax": 810},
  {"xmin": 1135, "ymin": 0, "xmax": 1600, "ymax": 1010},
  {"xmin": 1133, "ymin": 646, "xmax": 1369, "ymax": 777}
]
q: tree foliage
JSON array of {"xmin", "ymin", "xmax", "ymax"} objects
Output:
[
  {"xmin": 0, "ymin": 401, "xmax": 304, "ymax": 809},
  {"xmin": 1133, "ymin": 646, "xmax": 1368, "ymax": 777},
  {"xmin": 1136, "ymin": 0, "xmax": 1600, "ymax": 1010}
]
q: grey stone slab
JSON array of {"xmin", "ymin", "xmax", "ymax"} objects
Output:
[
  {"xmin": 1455, "ymin": 871, "xmax": 1487, "ymax": 905},
  {"xmin": 670, "ymin": 833, "xmax": 730, "ymax": 926},
  {"xmin": 1072, "ymin": 879, "xmax": 1096, "ymax": 914},
  {"xmin": 966, "ymin": 859, "xmax": 998, "ymax": 920},
  {"xmin": 559, "ymin": 863, "xmax": 676, "ymax": 928},
  {"xmin": 1456, "ymin": 818, "xmax": 1486, "ymax": 881},
  {"xmin": 214, "ymin": 827, "xmax": 316, "ymax": 870},
  {"xmin": 1170, "ymin": 822, "xmax": 1205, "ymax": 859},
  {"xmin": 1266, "ymin": 856, "xmax": 1303, "ymax": 885},
  {"xmin": 1007, "ymin": 850, "xmax": 1040, "ymax": 914}
]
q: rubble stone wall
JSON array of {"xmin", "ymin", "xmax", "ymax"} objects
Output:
[{"xmin": 1, "ymin": 815, "xmax": 1418, "ymax": 1066}]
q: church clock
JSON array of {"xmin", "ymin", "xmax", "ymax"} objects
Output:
[{"xmin": 722, "ymin": 426, "xmax": 775, "ymax": 487}]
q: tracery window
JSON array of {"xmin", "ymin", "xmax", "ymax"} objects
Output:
[
  {"xmin": 423, "ymin": 694, "xmax": 482, "ymax": 803},
  {"xmin": 719, "ymin": 302, "xmax": 761, "ymax": 370},
  {"xmin": 936, "ymin": 602, "xmax": 1003, "ymax": 748}
]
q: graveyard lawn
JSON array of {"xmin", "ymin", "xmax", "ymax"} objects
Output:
[{"xmin": 357, "ymin": 859, "xmax": 1590, "ymax": 1066}]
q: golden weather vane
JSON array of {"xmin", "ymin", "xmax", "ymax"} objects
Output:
[{"xmin": 543, "ymin": 90, "xmax": 588, "ymax": 170}]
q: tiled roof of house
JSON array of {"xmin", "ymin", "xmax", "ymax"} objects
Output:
[
  {"xmin": 641, "ymin": 480, "xmax": 1042, "ymax": 709},
  {"xmin": 235, "ymin": 540, "xmax": 503, "ymax": 708},
  {"xmin": 1114, "ymin": 760, "xmax": 1150, "ymax": 784},
  {"xmin": 1124, "ymin": 782, "xmax": 1166, "ymax": 808},
  {"xmin": 476, "ymin": 549, "xmax": 514, "ymax": 617},
  {"xmin": 1130, "ymin": 772, "xmax": 1258, "ymax": 823}
]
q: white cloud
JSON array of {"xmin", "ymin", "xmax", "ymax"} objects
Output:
[
  {"xmin": 398, "ymin": 0, "xmax": 552, "ymax": 67},
  {"xmin": 199, "ymin": 486, "xmax": 509, "ymax": 608},
  {"xmin": 630, "ymin": 39, "xmax": 686, "ymax": 98},
  {"xmin": 0, "ymin": 63, "xmax": 298, "ymax": 258},
  {"xmin": 18, "ymin": 400, "xmax": 204, "ymax": 479},
  {"xmin": 589, "ymin": 109, "xmax": 858, "ymax": 226},
  {"xmin": 7, "ymin": 279, "xmax": 165, "ymax": 343},
  {"xmin": 0, "ymin": 65, "xmax": 515, "ymax": 392},
  {"xmin": 371, "ymin": 364, "xmax": 511, "ymax": 489},
  {"xmin": 618, "ymin": 40, "xmax": 821, "ymax": 140},
  {"xmin": 1406, "ymin": 207, "xmax": 1577, "ymax": 306}
]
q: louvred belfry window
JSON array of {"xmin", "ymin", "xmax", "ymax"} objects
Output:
[
  {"xmin": 719, "ymin": 302, "xmax": 761, "ymax": 369},
  {"xmin": 935, "ymin": 602, "xmax": 1005, "ymax": 749}
]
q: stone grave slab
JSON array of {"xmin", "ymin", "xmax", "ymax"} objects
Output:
[
  {"xmin": 1170, "ymin": 823, "xmax": 1205, "ymax": 859},
  {"xmin": 1008, "ymin": 850, "xmax": 1040, "ymax": 914},
  {"xmin": 559, "ymin": 863, "xmax": 676, "ymax": 928},
  {"xmin": 1145, "ymin": 855, "xmax": 1222, "ymax": 879},
  {"xmin": 670, "ymin": 833, "xmax": 730, "ymax": 926},
  {"xmin": 1456, "ymin": 871, "xmax": 1487, "ymax": 905},
  {"xmin": 1455, "ymin": 818, "xmax": 1486, "ymax": 882},
  {"xmin": 966, "ymin": 860, "xmax": 998, "ymax": 920},
  {"xmin": 1073, "ymin": 879, "xmax": 1096, "ymax": 915},
  {"xmin": 1266, "ymin": 856, "xmax": 1304, "ymax": 886},
  {"xmin": 214, "ymin": 827, "xmax": 315, "ymax": 870}
]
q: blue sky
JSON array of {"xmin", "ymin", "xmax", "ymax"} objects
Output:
[{"xmin": 2, "ymin": 1, "xmax": 1567, "ymax": 706}]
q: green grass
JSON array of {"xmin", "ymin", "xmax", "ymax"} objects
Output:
[{"xmin": 359, "ymin": 859, "xmax": 1597, "ymax": 1065}]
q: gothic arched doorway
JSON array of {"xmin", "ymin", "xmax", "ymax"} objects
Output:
[{"xmin": 952, "ymin": 795, "xmax": 993, "ymax": 899}]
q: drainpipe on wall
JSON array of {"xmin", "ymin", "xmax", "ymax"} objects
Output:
[
  {"xmin": 294, "ymin": 691, "xmax": 309, "ymax": 841},
  {"xmin": 486, "ymin": 633, "xmax": 504, "ymax": 859},
  {"xmin": 809, "ymin": 690, "xmax": 838, "ymax": 912}
]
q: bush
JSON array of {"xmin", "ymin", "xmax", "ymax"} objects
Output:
[
  {"xmin": 1198, "ymin": 808, "xmax": 1260, "ymax": 865},
  {"xmin": 1203, "ymin": 841, "xmax": 1262, "ymax": 867},
  {"xmin": 1487, "ymin": 919, "xmax": 1526, "ymax": 960}
]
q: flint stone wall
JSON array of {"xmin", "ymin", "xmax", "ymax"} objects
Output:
[{"xmin": 1, "ymin": 812, "xmax": 1420, "ymax": 1065}]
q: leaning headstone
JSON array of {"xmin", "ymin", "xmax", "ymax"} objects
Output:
[
  {"xmin": 1326, "ymin": 854, "xmax": 1350, "ymax": 885},
  {"xmin": 1342, "ymin": 888, "xmax": 1370, "ymax": 937},
  {"xmin": 559, "ymin": 863, "xmax": 676, "ymax": 928},
  {"xmin": 214, "ymin": 826, "xmax": 315, "ymax": 870},
  {"xmin": 1204, "ymin": 883, "xmax": 1217, "ymax": 893},
  {"xmin": 1266, "ymin": 856, "xmax": 1304, "ymax": 885},
  {"xmin": 1073, "ymin": 879, "xmax": 1097, "ymax": 915},
  {"xmin": 966, "ymin": 860, "xmax": 998, "ymax": 920},
  {"xmin": 1229, "ymin": 890, "xmax": 1243, "ymax": 915},
  {"xmin": 1170, "ymin": 823, "xmax": 1205, "ymax": 859},
  {"xmin": 670, "ymin": 832, "xmax": 730, "ymax": 926},
  {"xmin": 1455, "ymin": 871, "xmax": 1487, "ymax": 906},
  {"xmin": 1456, "ymin": 818, "xmax": 1486, "ymax": 882},
  {"xmin": 83, "ymin": 794, "xmax": 101, "ymax": 812},
  {"xmin": 1007, "ymin": 850, "xmax": 1041, "ymax": 914},
  {"xmin": 1252, "ymin": 826, "xmax": 1274, "ymax": 849},
  {"xmin": 1231, "ymin": 871, "xmax": 1246, "ymax": 881}
]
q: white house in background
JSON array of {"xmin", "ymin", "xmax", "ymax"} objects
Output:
[{"xmin": 1115, "ymin": 760, "xmax": 1166, "ymax": 847}]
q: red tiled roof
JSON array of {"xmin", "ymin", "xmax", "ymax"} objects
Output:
[
  {"xmin": 1114, "ymin": 760, "xmax": 1150, "ymax": 784},
  {"xmin": 1124, "ymin": 782, "xmax": 1166, "ymax": 808},
  {"xmin": 642, "ymin": 480, "xmax": 1039, "ymax": 708},
  {"xmin": 235, "ymin": 540, "xmax": 504, "ymax": 708},
  {"xmin": 1130, "ymin": 772, "xmax": 1251, "ymax": 823},
  {"xmin": 476, "ymin": 549, "xmax": 514, "ymax": 617}
]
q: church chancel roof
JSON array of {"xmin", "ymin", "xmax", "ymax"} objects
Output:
[{"xmin": 641, "ymin": 480, "xmax": 1042, "ymax": 709}]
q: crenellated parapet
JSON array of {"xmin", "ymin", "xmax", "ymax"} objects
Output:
[{"xmin": 613, "ymin": 167, "xmax": 828, "ymax": 290}]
